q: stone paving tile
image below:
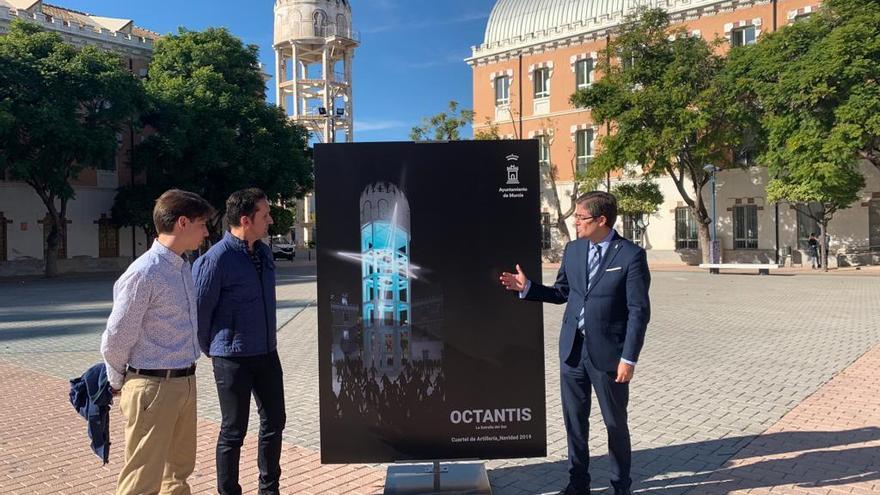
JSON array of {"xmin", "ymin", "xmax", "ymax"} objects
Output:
[
  {"xmin": 1, "ymin": 266, "xmax": 879, "ymax": 494},
  {"xmin": 0, "ymin": 360, "xmax": 384, "ymax": 495},
  {"xmin": 688, "ymin": 341, "xmax": 880, "ymax": 495}
]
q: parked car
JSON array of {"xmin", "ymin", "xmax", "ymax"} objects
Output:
[{"xmin": 270, "ymin": 236, "xmax": 295, "ymax": 260}]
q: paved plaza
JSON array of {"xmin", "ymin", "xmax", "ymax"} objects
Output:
[{"xmin": 1, "ymin": 263, "xmax": 879, "ymax": 494}]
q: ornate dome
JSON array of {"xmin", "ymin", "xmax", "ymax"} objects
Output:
[
  {"xmin": 484, "ymin": 0, "xmax": 630, "ymax": 46},
  {"xmin": 475, "ymin": 0, "xmax": 718, "ymax": 56}
]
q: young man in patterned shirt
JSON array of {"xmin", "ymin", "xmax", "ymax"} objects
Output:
[{"xmin": 101, "ymin": 189, "xmax": 214, "ymax": 495}]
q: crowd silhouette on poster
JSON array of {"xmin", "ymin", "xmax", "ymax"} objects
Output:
[{"xmin": 329, "ymin": 357, "xmax": 446, "ymax": 428}]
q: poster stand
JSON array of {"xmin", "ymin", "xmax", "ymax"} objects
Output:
[{"xmin": 384, "ymin": 461, "xmax": 492, "ymax": 494}]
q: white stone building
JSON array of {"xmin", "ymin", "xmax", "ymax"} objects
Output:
[{"xmin": 0, "ymin": 0, "xmax": 158, "ymax": 276}]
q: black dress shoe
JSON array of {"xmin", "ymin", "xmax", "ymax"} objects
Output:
[
  {"xmin": 558, "ymin": 483, "xmax": 590, "ymax": 495},
  {"xmin": 613, "ymin": 488, "xmax": 633, "ymax": 495}
]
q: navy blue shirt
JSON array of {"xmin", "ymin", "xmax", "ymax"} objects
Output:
[{"xmin": 193, "ymin": 232, "xmax": 277, "ymax": 357}]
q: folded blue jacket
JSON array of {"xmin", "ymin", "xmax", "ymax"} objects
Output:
[{"xmin": 69, "ymin": 363, "xmax": 113, "ymax": 464}]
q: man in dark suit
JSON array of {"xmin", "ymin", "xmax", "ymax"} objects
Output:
[{"xmin": 500, "ymin": 191, "xmax": 651, "ymax": 495}]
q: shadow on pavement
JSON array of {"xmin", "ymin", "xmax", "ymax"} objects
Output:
[
  {"xmin": 488, "ymin": 427, "xmax": 880, "ymax": 494},
  {"xmin": 0, "ymin": 322, "xmax": 105, "ymax": 342}
]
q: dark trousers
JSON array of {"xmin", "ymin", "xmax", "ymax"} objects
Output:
[
  {"xmin": 213, "ymin": 350, "xmax": 287, "ymax": 495},
  {"xmin": 561, "ymin": 333, "xmax": 631, "ymax": 491}
]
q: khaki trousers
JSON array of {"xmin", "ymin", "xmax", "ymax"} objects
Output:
[{"xmin": 116, "ymin": 373, "xmax": 197, "ymax": 495}]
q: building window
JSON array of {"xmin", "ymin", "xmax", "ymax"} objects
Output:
[
  {"xmin": 495, "ymin": 76, "xmax": 510, "ymax": 106},
  {"xmin": 733, "ymin": 204, "xmax": 759, "ymax": 249},
  {"xmin": 541, "ymin": 212, "xmax": 552, "ymax": 250},
  {"xmin": 313, "ymin": 10, "xmax": 327, "ymax": 36},
  {"xmin": 675, "ymin": 207, "xmax": 698, "ymax": 249},
  {"xmin": 533, "ymin": 68, "xmax": 550, "ymax": 99},
  {"xmin": 623, "ymin": 214, "xmax": 645, "ymax": 246},
  {"xmin": 0, "ymin": 212, "xmax": 8, "ymax": 262},
  {"xmin": 731, "ymin": 25, "xmax": 757, "ymax": 47},
  {"xmin": 869, "ymin": 200, "xmax": 880, "ymax": 250},
  {"xmin": 537, "ymin": 135, "xmax": 550, "ymax": 169},
  {"xmin": 336, "ymin": 13, "xmax": 348, "ymax": 35},
  {"xmin": 793, "ymin": 13, "xmax": 812, "ymax": 23},
  {"xmin": 98, "ymin": 216, "xmax": 119, "ymax": 258},
  {"xmin": 575, "ymin": 129, "xmax": 593, "ymax": 175},
  {"xmin": 575, "ymin": 58, "xmax": 593, "ymax": 89},
  {"xmin": 796, "ymin": 202, "xmax": 823, "ymax": 249},
  {"xmin": 41, "ymin": 214, "xmax": 67, "ymax": 260}
]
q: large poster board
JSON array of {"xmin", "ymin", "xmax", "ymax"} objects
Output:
[{"xmin": 315, "ymin": 141, "xmax": 546, "ymax": 463}]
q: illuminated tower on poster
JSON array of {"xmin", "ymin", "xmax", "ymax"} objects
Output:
[{"xmin": 360, "ymin": 182, "xmax": 411, "ymax": 374}]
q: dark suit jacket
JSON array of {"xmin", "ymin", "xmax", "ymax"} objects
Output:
[{"xmin": 525, "ymin": 231, "xmax": 651, "ymax": 371}]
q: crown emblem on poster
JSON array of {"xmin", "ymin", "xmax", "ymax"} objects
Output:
[{"xmin": 505, "ymin": 154, "xmax": 520, "ymax": 185}]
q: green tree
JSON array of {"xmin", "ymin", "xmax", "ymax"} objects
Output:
[
  {"xmin": 571, "ymin": 9, "xmax": 751, "ymax": 262},
  {"xmin": 613, "ymin": 180, "xmax": 664, "ymax": 245},
  {"xmin": 410, "ymin": 101, "xmax": 474, "ymax": 141},
  {"xmin": 723, "ymin": 0, "xmax": 876, "ymax": 270},
  {"xmin": 111, "ymin": 184, "xmax": 160, "ymax": 241},
  {"xmin": 473, "ymin": 118, "xmax": 501, "ymax": 140},
  {"xmin": 116, "ymin": 27, "xmax": 312, "ymax": 238},
  {"xmin": 268, "ymin": 205, "xmax": 295, "ymax": 238},
  {"xmin": 613, "ymin": 180, "xmax": 664, "ymax": 217},
  {"xmin": 765, "ymin": 175, "xmax": 863, "ymax": 271},
  {"xmin": 0, "ymin": 20, "xmax": 145, "ymax": 277},
  {"xmin": 533, "ymin": 119, "xmax": 602, "ymax": 254}
]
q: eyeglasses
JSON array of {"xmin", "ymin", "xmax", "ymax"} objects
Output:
[{"xmin": 574, "ymin": 214, "xmax": 597, "ymax": 222}]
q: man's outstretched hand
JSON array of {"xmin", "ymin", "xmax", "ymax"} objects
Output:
[{"xmin": 500, "ymin": 264, "xmax": 527, "ymax": 292}]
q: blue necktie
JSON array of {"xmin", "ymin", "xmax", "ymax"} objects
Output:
[{"xmin": 578, "ymin": 244, "xmax": 602, "ymax": 332}]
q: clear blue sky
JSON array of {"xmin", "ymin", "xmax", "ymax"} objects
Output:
[{"xmin": 56, "ymin": 0, "xmax": 496, "ymax": 141}]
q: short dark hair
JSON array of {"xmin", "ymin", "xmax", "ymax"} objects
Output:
[
  {"xmin": 576, "ymin": 190, "xmax": 618, "ymax": 227},
  {"xmin": 225, "ymin": 188, "xmax": 268, "ymax": 227},
  {"xmin": 153, "ymin": 189, "xmax": 215, "ymax": 234}
]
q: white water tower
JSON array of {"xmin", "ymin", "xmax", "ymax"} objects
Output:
[{"xmin": 273, "ymin": 0, "xmax": 358, "ymax": 143}]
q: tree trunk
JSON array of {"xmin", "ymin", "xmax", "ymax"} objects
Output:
[
  {"xmin": 38, "ymin": 199, "xmax": 66, "ymax": 278},
  {"xmin": 554, "ymin": 217, "xmax": 571, "ymax": 243},
  {"xmin": 44, "ymin": 211, "xmax": 60, "ymax": 278},
  {"xmin": 697, "ymin": 219, "xmax": 712, "ymax": 263},
  {"xmin": 665, "ymin": 159, "xmax": 712, "ymax": 263},
  {"xmin": 544, "ymin": 163, "xmax": 574, "ymax": 252},
  {"xmin": 860, "ymin": 145, "xmax": 879, "ymax": 173},
  {"xmin": 819, "ymin": 221, "xmax": 830, "ymax": 273}
]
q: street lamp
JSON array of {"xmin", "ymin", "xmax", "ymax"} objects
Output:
[{"xmin": 703, "ymin": 163, "xmax": 719, "ymax": 265}]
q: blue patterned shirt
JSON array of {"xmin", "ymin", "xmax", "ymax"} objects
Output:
[{"xmin": 100, "ymin": 240, "xmax": 201, "ymax": 389}]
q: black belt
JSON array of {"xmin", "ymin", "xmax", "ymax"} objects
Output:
[{"xmin": 126, "ymin": 364, "xmax": 196, "ymax": 379}]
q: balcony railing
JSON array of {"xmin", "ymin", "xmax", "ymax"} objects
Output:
[{"xmin": 280, "ymin": 22, "xmax": 360, "ymax": 42}]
